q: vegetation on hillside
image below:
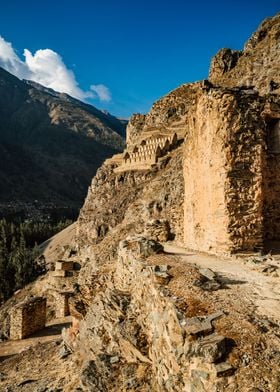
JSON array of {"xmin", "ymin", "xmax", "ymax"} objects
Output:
[{"xmin": 0, "ymin": 219, "xmax": 72, "ymax": 303}]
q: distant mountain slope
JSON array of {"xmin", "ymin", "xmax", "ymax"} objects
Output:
[{"xmin": 0, "ymin": 67, "xmax": 126, "ymax": 206}]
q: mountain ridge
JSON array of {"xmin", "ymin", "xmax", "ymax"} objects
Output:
[{"xmin": 0, "ymin": 66, "xmax": 127, "ymax": 208}]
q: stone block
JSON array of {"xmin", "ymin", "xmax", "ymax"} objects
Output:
[
  {"xmin": 50, "ymin": 270, "xmax": 68, "ymax": 277},
  {"xmin": 198, "ymin": 268, "xmax": 216, "ymax": 281},
  {"xmin": 55, "ymin": 260, "xmax": 74, "ymax": 271},
  {"xmin": 184, "ymin": 317, "xmax": 213, "ymax": 336},
  {"xmin": 214, "ymin": 362, "xmax": 235, "ymax": 377},
  {"xmin": 192, "ymin": 333, "xmax": 226, "ymax": 363},
  {"xmin": 55, "ymin": 291, "xmax": 73, "ymax": 318}
]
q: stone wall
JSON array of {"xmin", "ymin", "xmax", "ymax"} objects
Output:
[
  {"xmin": 10, "ymin": 296, "xmax": 46, "ymax": 340},
  {"xmin": 73, "ymin": 238, "xmax": 232, "ymax": 391},
  {"xmin": 263, "ymin": 119, "xmax": 280, "ymax": 249},
  {"xmin": 55, "ymin": 292, "xmax": 72, "ymax": 318},
  {"xmin": 114, "ymin": 134, "xmax": 177, "ymax": 173},
  {"xmin": 225, "ymin": 94, "xmax": 266, "ymax": 253},
  {"xmin": 184, "ymin": 88, "xmax": 267, "ymax": 254},
  {"xmin": 184, "ymin": 90, "xmax": 230, "ymax": 254}
]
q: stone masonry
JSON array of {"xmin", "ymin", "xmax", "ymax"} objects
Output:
[
  {"xmin": 48, "ymin": 260, "xmax": 75, "ymax": 317},
  {"xmin": 10, "ymin": 296, "xmax": 46, "ymax": 340},
  {"xmin": 55, "ymin": 291, "xmax": 72, "ymax": 318},
  {"xmin": 183, "ymin": 87, "xmax": 280, "ymax": 255},
  {"xmin": 113, "ymin": 133, "xmax": 178, "ymax": 172}
]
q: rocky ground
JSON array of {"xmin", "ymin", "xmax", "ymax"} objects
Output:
[
  {"xmin": 0, "ymin": 11, "xmax": 280, "ymax": 392},
  {"xmin": 0, "ymin": 242, "xmax": 279, "ymax": 391}
]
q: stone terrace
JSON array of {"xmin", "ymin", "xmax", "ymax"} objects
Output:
[{"xmin": 112, "ymin": 133, "xmax": 179, "ymax": 173}]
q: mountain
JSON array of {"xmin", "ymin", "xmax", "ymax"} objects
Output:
[
  {"xmin": 1, "ymin": 12, "xmax": 280, "ymax": 392},
  {"xmin": 0, "ymin": 67, "xmax": 126, "ymax": 209}
]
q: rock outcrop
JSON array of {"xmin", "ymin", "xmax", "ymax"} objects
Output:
[
  {"xmin": 209, "ymin": 13, "xmax": 280, "ymax": 94},
  {"xmin": 68, "ymin": 238, "xmax": 234, "ymax": 392},
  {"xmin": 77, "ymin": 145, "xmax": 184, "ymax": 250},
  {"xmin": 1, "ymin": 11, "xmax": 280, "ymax": 392}
]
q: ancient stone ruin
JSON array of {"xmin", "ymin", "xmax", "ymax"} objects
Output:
[
  {"xmin": 1, "ymin": 12, "xmax": 280, "ymax": 392},
  {"xmin": 55, "ymin": 291, "xmax": 72, "ymax": 318},
  {"xmin": 49, "ymin": 260, "xmax": 75, "ymax": 318},
  {"xmin": 112, "ymin": 133, "xmax": 179, "ymax": 172},
  {"xmin": 53, "ymin": 260, "xmax": 74, "ymax": 277},
  {"xmin": 183, "ymin": 86, "xmax": 280, "ymax": 256},
  {"xmin": 9, "ymin": 296, "xmax": 46, "ymax": 340}
]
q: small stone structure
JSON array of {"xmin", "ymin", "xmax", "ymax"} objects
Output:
[
  {"xmin": 10, "ymin": 296, "xmax": 46, "ymax": 340},
  {"xmin": 50, "ymin": 260, "xmax": 74, "ymax": 278},
  {"xmin": 49, "ymin": 260, "xmax": 76, "ymax": 318},
  {"xmin": 113, "ymin": 133, "xmax": 178, "ymax": 172},
  {"xmin": 55, "ymin": 291, "xmax": 73, "ymax": 318},
  {"xmin": 55, "ymin": 260, "xmax": 74, "ymax": 271}
]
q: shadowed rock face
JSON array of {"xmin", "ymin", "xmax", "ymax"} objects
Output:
[
  {"xmin": 0, "ymin": 67, "xmax": 126, "ymax": 206},
  {"xmin": 1, "ymin": 12, "xmax": 280, "ymax": 392}
]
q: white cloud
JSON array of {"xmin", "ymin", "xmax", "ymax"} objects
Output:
[
  {"xmin": 90, "ymin": 84, "xmax": 112, "ymax": 102},
  {"xmin": 0, "ymin": 36, "xmax": 111, "ymax": 102}
]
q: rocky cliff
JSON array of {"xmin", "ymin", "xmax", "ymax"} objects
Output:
[
  {"xmin": 209, "ymin": 13, "xmax": 280, "ymax": 94},
  {"xmin": 68, "ymin": 12, "xmax": 280, "ymax": 391},
  {"xmin": 0, "ymin": 12, "xmax": 280, "ymax": 392}
]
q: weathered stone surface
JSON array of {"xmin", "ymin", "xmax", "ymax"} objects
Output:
[
  {"xmin": 59, "ymin": 343, "xmax": 71, "ymax": 359},
  {"xmin": 61, "ymin": 237, "xmax": 234, "ymax": 392},
  {"xmin": 77, "ymin": 147, "xmax": 184, "ymax": 250},
  {"xmin": 208, "ymin": 48, "xmax": 242, "ymax": 81},
  {"xmin": 214, "ymin": 362, "xmax": 235, "ymax": 377},
  {"xmin": 50, "ymin": 270, "xmax": 68, "ymax": 278},
  {"xmin": 10, "ymin": 296, "xmax": 46, "ymax": 340},
  {"xmin": 198, "ymin": 268, "xmax": 216, "ymax": 281},
  {"xmin": 183, "ymin": 87, "xmax": 280, "ymax": 254},
  {"xmin": 192, "ymin": 333, "xmax": 227, "ymax": 362},
  {"xmin": 209, "ymin": 13, "xmax": 280, "ymax": 95},
  {"xmin": 120, "ymin": 236, "xmax": 163, "ymax": 258},
  {"xmin": 55, "ymin": 292, "xmax": 73, "ymax": 318},
  {"xmin": 145, "ymin": 219, "xmax": 171, "ymax": 242},
  {"xmin": 55, "ymin": 261, "xmax": 74, "ymax": 271},
  {"xmin": 126, "ymin": 113, "xmax": 146, "ymax": 145},
  {"xmin": 184, "ymin": 317, "xmax": 213, "ymax": 336}
]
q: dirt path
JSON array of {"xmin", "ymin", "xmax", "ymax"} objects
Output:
[
  {"xmin": 0, "ymin": 316, "xmax": 71, "ymax": 360},
  {"xmin": 164, "ymin": 243, "xmax": 280, "ymax": 321}
]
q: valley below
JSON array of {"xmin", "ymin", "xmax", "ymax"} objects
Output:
[{"xmin": 0, "ymin": 10, "xmax": 280, "ymax": 392}]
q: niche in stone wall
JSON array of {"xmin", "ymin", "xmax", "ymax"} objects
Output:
[{"xmin": 267, "ymin": 119, "xmax": 280, "ymax": 153}]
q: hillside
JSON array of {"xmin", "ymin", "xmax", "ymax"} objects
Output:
[
  {"xmin": 0, "ymin": 67, "xmax": 126, "ymax": 209},
  {"xmin": 0, "ymin": 12, "xmax": 280, "ymax": 392}
]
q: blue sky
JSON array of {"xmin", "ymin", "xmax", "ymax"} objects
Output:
[{"xmin": 0, "ymin": 0, "xmax": 279, "ymax": 118}]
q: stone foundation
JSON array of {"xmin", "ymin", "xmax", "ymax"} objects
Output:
[{"xmin": 10, "ymin": 296, "xmax": 46, "ymax": 340}]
